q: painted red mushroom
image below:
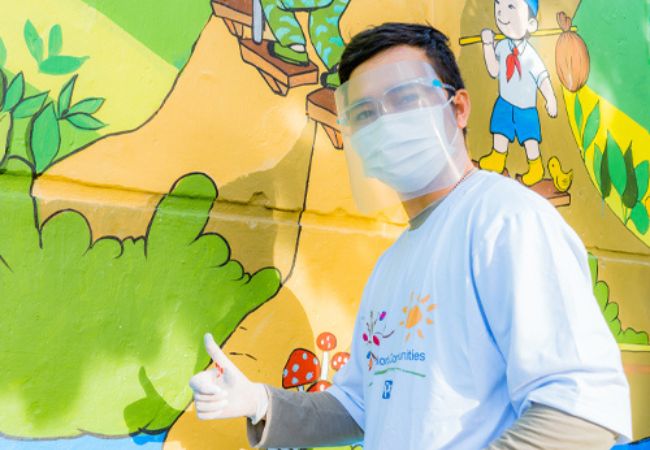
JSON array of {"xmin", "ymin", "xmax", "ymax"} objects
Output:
[
  {"xmin": 307, "ymin": 380, "xmax": 332, "ymax": 392},
  {"xmin": 330, "ymin": 351, "xmax": 350, "ymax": 372},
  {"xmin": 282, "ymin": 348, "xmax": 320, "ymax": 390},
  {"xmin": 316, "ymin": 332, "xmax": 337, "ymax": 379}
]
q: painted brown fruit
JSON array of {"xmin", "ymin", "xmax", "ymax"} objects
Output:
[{"xmin": 555, "ymin": 11, "xmax": 590, "ymax": 92}]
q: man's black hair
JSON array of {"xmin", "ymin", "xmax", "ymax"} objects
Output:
[
  {"xmin": 338, "ymin": 23, "xmax": 465, "ymax": 92},
  {"xmin": 338, "ymin": 23, "xmax": 466, "ymax": 135}
]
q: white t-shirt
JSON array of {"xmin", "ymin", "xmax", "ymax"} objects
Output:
[
  {"xmin": 328, "ymin": 170, "xmax": 632, "ymax": 449},
  {"xmin": 495, "ymin": 39, "xmax": 548, "ymax": 109}
]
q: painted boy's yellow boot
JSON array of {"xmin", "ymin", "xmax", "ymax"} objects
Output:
[
  {"xmin": 521, "ymin": 157, "xmax": 544, "ymax": 186},
  {"xmin": 478, "ymin": 149, "xmax": 507, "ymax": 173}
]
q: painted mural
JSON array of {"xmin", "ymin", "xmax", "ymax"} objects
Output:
[{"xmin": 0, "ymin": 0, "xmax": 647, "ymax": 449}]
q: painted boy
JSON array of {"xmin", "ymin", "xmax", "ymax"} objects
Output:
[{"xmin": 478, "ymin": 0, "xmax": 557, "ymax": 186}]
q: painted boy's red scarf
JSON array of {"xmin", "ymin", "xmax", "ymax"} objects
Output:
[{"xmin": 506, "ymin": 46, "xmax": 522, "ymax": 81}]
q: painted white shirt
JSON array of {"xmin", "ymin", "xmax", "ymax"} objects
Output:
[
  {"xmin": 328, "ymin": 170, "xmax": 632, "ymax": 450},
  {"xmin": 495, "ymin": 39, "xmax": 548, "ymax": 109}
]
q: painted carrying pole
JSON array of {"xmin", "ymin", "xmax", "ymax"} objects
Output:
[
  {"xmin": 252, "ymin": 0, "xmax": 265, "ymax": 43},
  {"xmin": 459, "ymin": 26, "xmax": 577, "ymax": 46}
]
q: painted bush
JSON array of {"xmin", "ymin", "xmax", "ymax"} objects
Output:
[
  {"xmin": 589, "ymin": 253, "xmax": 649, "ymax": 345},
  {"xmin": 0, "ymin": 157, "xmax": 281, "ymax": 437}
]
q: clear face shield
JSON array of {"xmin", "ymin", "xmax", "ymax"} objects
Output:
[{"xmin": 334, "ymin": 60, "xmax": 468, "ymax": 215}]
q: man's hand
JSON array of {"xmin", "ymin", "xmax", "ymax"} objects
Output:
[
  {"xmin": 189, "ymin": 333, "xmax": 269, "ymax": 423},
  {"xmin": 481, "ymin": 28, "xmax": 495, "ymax": 46}
]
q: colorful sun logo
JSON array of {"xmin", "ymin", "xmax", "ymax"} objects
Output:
[{"xmin": 399, "ymin": 292, "xmax": 436, "ymax": 341}]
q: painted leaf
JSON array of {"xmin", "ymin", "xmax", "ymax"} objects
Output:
[
  {"xmin": 0, "ymin": 111, "xmax": 11, "ymax": 161},
  {"xmin": 58, "ymin": 75, "xmax": 77, "ymax": 116},
  {"xmin": 635, "ymin": 161, "xmax": 649, "ymax": 201},
  {"xmin": 66, "ymin": 113, "xmax": 106, "ymax": 130},
  {"xmin": 0, "ymin": 70, "xmax": 7, "ymax": 109},
  {"xmin": 600, "ymin": 144, "xmax": 612, "ymax": 198},
  {"xmin": 574, "ymin": 93, "xmax": 583, "ymax": 137},
  {"xmin": 587, "ymin": 253, "xmax": 598, "ymax": 286},
  {"xmin": 0, "ymin": 38, "xmax": 6, "ymax": 67},
  {"xmin": 24, "ymin": 20, "xmax": 44, "ymax": 63},
  {"xmin": 608, "ymin": 316, "xmax": 622, "ymax": 337},
  {"xmin": 39, "ymin": 55, "xmax": 88, "ymax": 75},
  {"xmin": 48, "ymin": 25, "xmax": 63, "ymax": 56},
  {"xmin": 3, "ymin": 73, "xmax": 25, "ymax": 112},
  {"xmin": 621, "ymin": 143, "xmax": 638, "ymax": 209},
  {"xmin": 619, "ymin": 328, "xmax": 650, "ymax": 345},
  {"xmin": 68, "ymin": 97, "xmax": 104, "ymax": 115},
  {"xmin": 603, "ymin": 302, "xmax": 619, "ymax": 323},
  {"xmin": 594, "ymin": 281, "xmax": 608, "ymax": 310},
  {"xmin": 630, "ymin": 202, "xmax": 649, "ymax": 234},
  {"xmin": 606, "ymin": 132, "xmax": 627, "ymax": 195},
  {"xmin": 13, "ymin": 92, "xmax": 48, "ymax": 119},
  {"xmin": 593, "ymin": 144, "xmax": 603, "ymax": 190},
  {"xmin": 28, "ymin": 103, "xmax": 61, "ymax": 172},
  {"xmin": 582, "ymin": 101, "xmax": 600, "ymax": 150}
]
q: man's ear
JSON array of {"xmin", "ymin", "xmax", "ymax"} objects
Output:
[
  {"xmin": 453, "ymin": 89, "xmax": 471, "ymax": 130},
  {"xmin": 527, "ymin": 17, "xmax": 538, "ymax": 33}
]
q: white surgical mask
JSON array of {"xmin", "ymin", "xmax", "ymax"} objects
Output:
[{"xmin": 349, "ymin": 106, "xmax": 461, "ymax": 198}]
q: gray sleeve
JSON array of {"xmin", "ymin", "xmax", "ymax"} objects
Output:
[
  {"xmin": 485, "ymin": 402, "xmax": 618, "ymax": 450},
  {"xmin": 246, "ymin": 384, "xmax": 363, "ymax": 448}
]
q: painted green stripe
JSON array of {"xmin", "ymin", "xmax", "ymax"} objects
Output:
[
  {"xmin": 79, "ymin": 0, "xmax": 212, "ymax": 69},
  {"xmin": 574, "ymin": 0, "xmax": 650, "ymax": 131}
]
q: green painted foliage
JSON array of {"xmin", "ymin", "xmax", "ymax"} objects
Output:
[
  {"xmin": 582, "ymin": 101, "xmax": 600, "ymax": 150},
  {"xmin": 23, "ymin": 21, "xmax": 88, "ymax": 75},
  {"xmin": 0, "ymin": 63, "xmax": 102, "ymax": 166},
  {"xmin": 28, "ymin": 103, "xmax": 61, "ymax": 172},
  {"xmin": 588, "ymin": 126, "xmax": 648, "ymax": 236},
  {"xmin": 605, "ymin": 132, "xmax": 626, "ymax": 195},
  {"xmin": 67, "ymin": 97, "xmax": 104, "ymax": 115},
  {"xmin": 48, "ymin": 24, "xmax": 62, "ymax": 56},
  {"xmin": 0, "ymin": 111, "xmax": 10, "ymax": 160},
  {"xmin": 592, "ymin": 144, "xmax": 603, "ymax": 190},
  {"xmin": 630, "ymin": 202, "xmax": 649, "ymax": 234},
  {"xmin": 24, "ymin": 20, "xmax": 44, "ymax": 63},
  {"xmin": 39, "ymin": 55, "xmax": 89, "ymax": 75},
  {"xmin": 588, "ymin": 253, "xmax": 649, "ymax": 345},
  {"xmin": 65, "ymin": 112, "xmax": 105, "ymax": 130},
  {"xmin": 3, "ymin": 72, "xmax": 25, "ymax": 112},
  {"xmin": 635, "ymin": 161, "xmax": 649, "ymax": 202},
  {"xmin": 0, "ymin": 158, "xmax": 281, "ymax": 437},
  {"xmin": 600, "ymin": 142, "xmax": 612, "ymax": 198},
  {"xmin": 0, "ymin": 70, "xmax": 6, "ymax": 107},
  {"xmin": 13, "ymin": 92, "xmax": 48, "ymax": 119},
  {"xmin": 57, "ymin": 74, "xmax": 76, "ymax": 115},
  {"xmin": 574, "ymin": 93, "xmax": 583, "ymax": 134},
  {"xmin": 0, "ymin": 38, "xmax": 6, "ymax": 67},
  {"xmin": 621, "ymin": 143, "xmax": 638, "ymax": 209}
]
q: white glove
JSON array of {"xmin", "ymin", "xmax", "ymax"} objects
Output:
[{"xmin": 189, "ymin": 333, "xmax": 269, "ymax": 424}]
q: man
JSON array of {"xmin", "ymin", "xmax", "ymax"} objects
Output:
[{"xmin": 189, "ymin": 23, "xmax": 632, "ymax": 449}]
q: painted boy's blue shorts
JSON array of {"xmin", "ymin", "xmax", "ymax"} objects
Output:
[{"xmin": 490, "ymin": 96, "xmax": 541, "ymax": 143}]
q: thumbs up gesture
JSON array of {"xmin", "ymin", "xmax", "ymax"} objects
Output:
[{"xmin": 189, "ymin": 333, "xmax": 269, "ymax": 423}]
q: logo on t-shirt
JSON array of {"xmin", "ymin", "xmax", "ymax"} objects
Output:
[
  {"xmin": 362, "ymin": 309, "xmax": 395, "ymax": 371},
  {"xmin": 362, "ymin": 292, "xmax": 437, "ymax": 384},
  {"xmin": 399, "ymin": 292, "xmax": 436, "ymax": 342},
  {"xmin": 382, "ymin": 379, "xmax": 393, "ymax": 399}
]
